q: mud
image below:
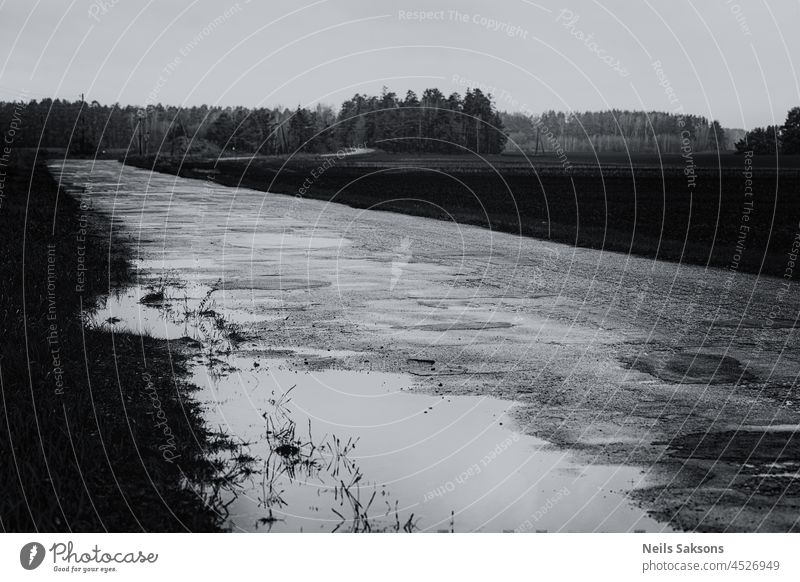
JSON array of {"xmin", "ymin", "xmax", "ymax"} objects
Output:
[
  {"xmin": 51, "ymin": 159, "xmax": 800, "ymax": 532},
  {"xmin": 622, "ymin": 351, "xmax": 758, "ymax": 385},
  {"xmin": 638, "ymin": 427, "xmax": 800, "ymax": 532}
]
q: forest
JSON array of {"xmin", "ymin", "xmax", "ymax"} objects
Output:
[
  {"xmin": 732, "ymin": 107, "xmax": 800, "ymax": 154},
  {"xmin": 4, "ymin": 89, "xmax": 796, "ymax": 158},
  {"xmin": 503, "ymin": 110, "xmax": 727, "ymax": 153},
  {"xmin": 0, "ymin": 88, "xmax": 506, "ymax": 157}
]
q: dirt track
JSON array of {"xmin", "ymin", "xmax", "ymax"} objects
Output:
[{"xmin": 52, "ymin": 159, "xmax": 800, "ymax": 531}]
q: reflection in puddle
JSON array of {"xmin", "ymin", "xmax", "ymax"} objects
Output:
[
  {"xmin": 93, "ymin": 282, "xmax": 666, "ymax": 532},
  {"xmin": 89, "ymin": 285, "xmax": 199, "ymax": 340}
]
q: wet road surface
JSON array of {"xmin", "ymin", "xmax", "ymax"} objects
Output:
[{"xmin": 51, "ymin": 159, "xmax": 800, "ymax": 532}]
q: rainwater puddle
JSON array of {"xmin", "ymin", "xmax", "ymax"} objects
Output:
[
  {"xmin": 56, "ymin": 159, "xmax": 670, "ymax": 532},
  {"xmin": 97, "ymin": 283, "xmax": 665, "ymax": 532}
]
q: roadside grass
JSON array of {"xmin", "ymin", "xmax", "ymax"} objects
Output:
[{"xmin": 0, "ymin": 152, "xmax": 233, "ymax": 531}]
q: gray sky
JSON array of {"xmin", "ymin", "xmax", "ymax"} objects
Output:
[{"xmin": 1, "ymin": 0, "xmax": 798, "ymax": 128}]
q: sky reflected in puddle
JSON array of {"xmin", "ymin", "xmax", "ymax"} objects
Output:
[{"xmin": 93, "ymin": 283, "xmax": 665, "ymax": 532}]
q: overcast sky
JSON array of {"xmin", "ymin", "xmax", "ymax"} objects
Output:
[{"xmin": 1, "ymin": 0, "xmax": 798, "ymax": 128}]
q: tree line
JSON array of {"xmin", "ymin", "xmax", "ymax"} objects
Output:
[
  {"xmin": 335, "ymin": 88, "xmax": 506, "ymax": 154},
  {"xmin": 0, "ymin": 98, "xmax": 337, "ymax": 157},
  {"xmin": 502, "ymin": 109, "xmax": 727, "ymax": 154},
  {"xmin": 733, "ymin": 107, "xmax": 800, "ymax": 154},
  {"xmin": 4, "ymin": 93, "xmax": 794, "ymax": 157},
  {"xmin": 0, "ymin": 88, "xmax": 508, "ymax": 157}
]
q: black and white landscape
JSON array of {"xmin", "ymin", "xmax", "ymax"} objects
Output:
[{"xmin": 1, "ymin": 1, "xmax": 799, "ymax": 534}]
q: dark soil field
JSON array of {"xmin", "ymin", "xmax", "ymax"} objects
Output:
[
  {"xmin": 127, "ymin": 151, "xmax": 800, "ymax": 279},
  {"xmin": 0, "ymin": 153, "xmax": 230, "ymax": 531}
]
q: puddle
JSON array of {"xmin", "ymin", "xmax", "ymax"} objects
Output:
[
  {"xmin": 401, "ymin": 321, "xmax": 515, "ymax": 332},
  {"xmin": 223, "ymin": 278, "xmax": 332, "ymax": 291},
  {"xmin": 623, "ymin": 350, "xmax": 758, "ymax": 385},
  {"xmin": 738, "ymin": 425, "xmax": 800, "ymax": 433},
  {"xmin": 88, "ymin": 286, "xmax": 200, "ymax": 340},
  {"xmin": 710, "ymin": 318, "xmax": 797, "ymax": 329},
  {"xmin": 94, "ymin": 282, "xmax": 664, "ymax": 532},
  {"xmin": 197, "ymin": 356, "xmax": 662, "ymax": 532},
  {"xmin": 55, "ymin": 159, "xmax": 671, "ymax": 532}
]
